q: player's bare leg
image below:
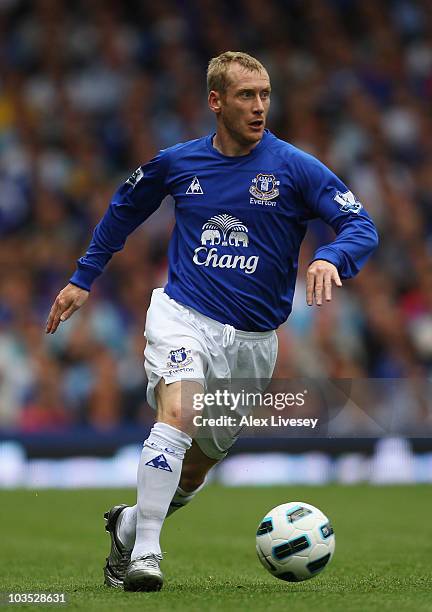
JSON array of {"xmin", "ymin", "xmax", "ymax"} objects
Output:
[
  {"xmin": 179, "ymin": 438, "xmax": 219, "ymax": 491},
  {"xmin": 121, "ymin": 379, "xmax": 217, "ymax": 591}
]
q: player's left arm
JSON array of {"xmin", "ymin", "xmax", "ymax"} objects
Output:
[{"xmin": 296, "ymin": 152, "xmax": 379, "ymax": 306}]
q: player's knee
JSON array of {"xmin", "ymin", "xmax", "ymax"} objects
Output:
[
  {"xmin": 156, "ymin": 391, "xmax": 181, "ymax": 423},
  {"xmin": 155, "ymin": 381, "xmax": 196, "ymax": 429},
  {"xmin": 156, "ymin": 400, "xmax": 196, "ymax": 436},
  {"xmin": 155, "ymin": 379, "xmax": 202, "ymax": 430},
  {"xmin": 161, "ymin": 401, "xmax": 182, "ymax": 423}
]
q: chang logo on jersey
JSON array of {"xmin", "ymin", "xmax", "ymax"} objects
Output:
[
  {"xmin": 192, "ymin": 214, "xmax": 259, "ymax": 274},
  {"xmin": 249, "ymin": 173, "xmax": 280, "ymax": 206},
  {"xmin": 333, "ymin": 190, "xmax": 362, "ymax": 214}
]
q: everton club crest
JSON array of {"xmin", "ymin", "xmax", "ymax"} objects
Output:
[
  {"xmin": 249, "ymin": 173, "xmax": 280, "ymax": 201},
  {"xmin": 167, "ymin": 347, "xmax": 193, "ymax": 369}
]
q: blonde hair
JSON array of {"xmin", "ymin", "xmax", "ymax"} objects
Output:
[{"xmin": 207, "ymin": 51, "xmax": 268, "ymax": 93}]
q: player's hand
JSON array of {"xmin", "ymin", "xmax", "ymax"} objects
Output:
[
  {"xmin": 306, "ymin": 260, "xmax": 342, "ymax": 306},
  {"xmin": 45, "ymin": 283, "xmax": 89, "ymax": 334}
]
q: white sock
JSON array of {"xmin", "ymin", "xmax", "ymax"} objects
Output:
[
  {"xmin": 131, "ymin": 422, "xmax": 192, "ymax": 560},
  {"xmin": 117, "ymin": 481, "xmax": 206, "ymax": 549}
]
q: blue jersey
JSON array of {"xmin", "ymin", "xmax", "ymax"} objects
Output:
[{"xmin": 70, "ymin": 130, "xmax": 378, "ymax": 331}]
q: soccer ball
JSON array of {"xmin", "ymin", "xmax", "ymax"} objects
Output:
[{"xmin": 256, "ymin": 501, "xmax": 335, "ymax": 582}]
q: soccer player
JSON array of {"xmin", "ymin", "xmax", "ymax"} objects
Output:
[{"xmin": 46, "ymin": 51, "xmax": 378, "ymax": 591}]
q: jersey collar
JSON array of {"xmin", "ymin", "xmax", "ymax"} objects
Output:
[{"xmin": 206, "ymin": 129, "xmax": 271, "ymax": 160}]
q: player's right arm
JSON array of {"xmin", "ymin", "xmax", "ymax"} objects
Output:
[{"xmin": 45, "ymin": 149, "xmax": 170, "ymax": 334}]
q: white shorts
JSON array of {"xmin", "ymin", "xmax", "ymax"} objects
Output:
[{"xmin": 144, "ymin": 288, "xmax": 278, "ymax": 459}]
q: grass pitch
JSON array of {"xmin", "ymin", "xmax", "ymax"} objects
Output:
[{"xmin": 1, "ymin": 485, "xmax": 431, "ymax": 611}]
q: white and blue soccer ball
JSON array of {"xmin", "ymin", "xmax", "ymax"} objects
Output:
[{"xmin": 256, "ymin": 501, "xmax": 335, "ymax": 582}]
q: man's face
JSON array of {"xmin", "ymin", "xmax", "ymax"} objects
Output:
[{"xmin": 210, "ymin": 63, "xmax": 271, "ymax": 146}]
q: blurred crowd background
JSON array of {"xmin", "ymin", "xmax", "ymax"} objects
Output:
[{"xmin": 1, "ymin": 0, "xmax": 431, "ymax": 433}]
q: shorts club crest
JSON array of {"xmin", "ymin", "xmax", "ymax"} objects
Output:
[{"xmin": 167, "ymin": 348, "xmax": 193, "ymax": 369}]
